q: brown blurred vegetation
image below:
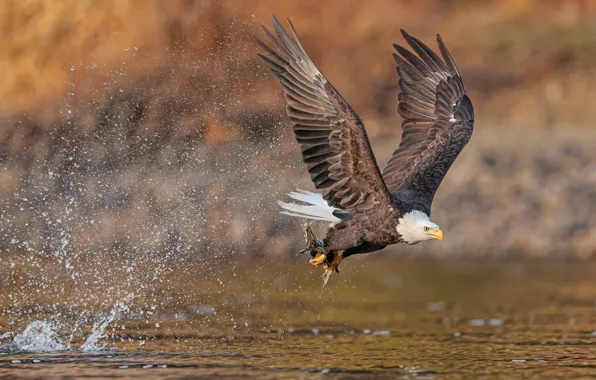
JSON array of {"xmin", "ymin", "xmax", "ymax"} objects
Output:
[{"xmin": 2, "ymin": 0, "xmax": 596, "ymax": 259}]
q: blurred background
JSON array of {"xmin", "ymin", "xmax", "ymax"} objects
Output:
[{"xmin": 3, "ymin": 0, "xmax": 596, "ymax": 260}]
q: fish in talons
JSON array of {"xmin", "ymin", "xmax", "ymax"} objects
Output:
[{"xmin": 300, "ymin": 223, "xmax": 342, "ymax": 285}]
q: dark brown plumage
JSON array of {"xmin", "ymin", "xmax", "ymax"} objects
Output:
[
  {"xmin": 257, "ymin": 16, "xmax": 474, "ymax": 272},
  {"xmin": 255, "ymin": 19, "xmax": 392, "ymax": 222},
  {"xmin": 383, "ymin": 31, "xmax": 474, "ymax": 215}
]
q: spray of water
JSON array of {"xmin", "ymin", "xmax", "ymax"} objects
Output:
[
  {"xmin": 0, "ymin": 10, "xmax": 298, "ymax": 354},
  {"xmin": 2, "ymin": 321, "xmax": 65, "ymax": 352},
  {"xmin": 81, "ymin": 296, "xmax": 132, "ymax": 352},
  {"xmin": 0, "ymin": 295, "xmax": 134, "ymax": 353}
]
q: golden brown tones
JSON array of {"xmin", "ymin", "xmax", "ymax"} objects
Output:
[{"xmin": 2, "ymin": 1, "xmax": 596, "ymax": 258}]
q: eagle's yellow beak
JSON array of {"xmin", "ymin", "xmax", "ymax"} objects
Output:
[{"xmin": 427, "ymin": 228, "xmax": 444, "ymax": 241}]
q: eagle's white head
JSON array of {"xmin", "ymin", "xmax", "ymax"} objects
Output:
[{"xmin": 396, "ymin": 210, "xmax": 444, "ymax": 245}]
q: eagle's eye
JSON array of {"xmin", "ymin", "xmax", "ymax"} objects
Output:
[{"xmin": 424, "ymin": 226, "xmax": 429, "ymax": 231}]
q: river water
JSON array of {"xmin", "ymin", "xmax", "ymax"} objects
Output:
[{"xmin": 0, "ymin": 256, "xmax": 595, "ymax": 378}]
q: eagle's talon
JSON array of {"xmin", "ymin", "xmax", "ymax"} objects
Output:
[{"xmin": 309, "ymin": 252, "xmax": 327, "ymax": 267}]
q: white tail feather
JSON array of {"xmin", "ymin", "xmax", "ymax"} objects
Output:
[{"xmin": 277, "ymin": 189, "xmax": 341, "ymax": 222}]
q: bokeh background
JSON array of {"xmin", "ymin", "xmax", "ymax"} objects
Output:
[{"xmin": 3, "ymin": 0, "xmax": 596, "ymax": 260}]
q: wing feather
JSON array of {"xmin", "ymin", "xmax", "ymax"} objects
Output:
[
  {"xmin": 382, "ymin": 30, "xmax": 475, "ymax": 213},
  {"xmin": 258, "ymin": 16, "xmax": 394, "ymax": 218}
]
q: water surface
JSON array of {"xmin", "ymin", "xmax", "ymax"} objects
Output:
[{"xmin": 1, "ymin": 257, "xmax": 595, "ymax": 378}]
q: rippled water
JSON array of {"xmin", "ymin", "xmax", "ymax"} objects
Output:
[{"xmin": 1, "ymin": 256, "xmax": 595, "ymax": 378}]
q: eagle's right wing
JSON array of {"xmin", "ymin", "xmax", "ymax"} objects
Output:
[
  {"xmin": 382, "ymin": 31, "xmax": 474, "ymax": 213},
  {"xmin": 257, "ymin": 17, "xmax": 394, "ymax": 221}
]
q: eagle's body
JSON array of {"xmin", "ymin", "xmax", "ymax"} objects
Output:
[{"xmin": 257, "ymin": 17, "xmax": 474, "ymax": 282}]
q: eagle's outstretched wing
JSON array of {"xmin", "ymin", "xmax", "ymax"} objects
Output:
[
  {"xmin": 382, "ymin": 31, "xmax": 474, "ymax": 214},
  {"xmin": 257, "ymin": 17, "xmax": 394, "ymax": 221}
]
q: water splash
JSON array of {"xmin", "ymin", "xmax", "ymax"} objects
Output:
[
  {"xmin": 81, "ymin": 296, "xmax": 132, "ymax": 352},
  {"xmin": 1, "ymin": 321, "xmax": 65, "ymax": 352},
  {"xmin": 1, "ymin": 296, "xmax": 133, "ymax": 353}
]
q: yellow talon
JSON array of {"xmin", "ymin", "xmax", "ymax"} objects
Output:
[{"xmin": 309, "ymin": 252, "xmax": 327, "ymax": 267}]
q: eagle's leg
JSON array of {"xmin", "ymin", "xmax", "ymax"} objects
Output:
[
  {"xmin": 323, "ymin": 251, "xmax": 343, "ymax": 272},
  {"xmin": 322, "ymin": 251, "xmax": 343, "ymax": 285}
]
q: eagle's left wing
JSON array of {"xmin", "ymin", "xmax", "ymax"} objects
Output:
[
  {"xmin": 257, "ymin": 16, "xmax": 394, "ymax": 221},
  {"xmin": 382, "ymin": 31, "xmax": 474, "ymax": 213}
]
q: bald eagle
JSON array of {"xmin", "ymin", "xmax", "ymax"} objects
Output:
[{"xmin": 257, "ymin": 17, "xmax": 474, "ymax": 283}]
